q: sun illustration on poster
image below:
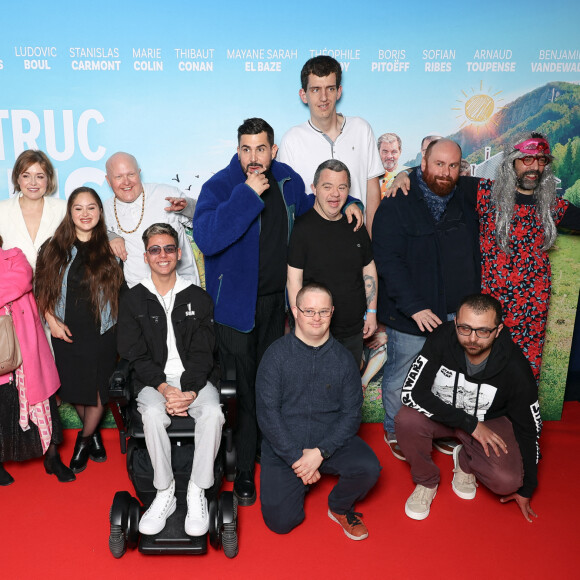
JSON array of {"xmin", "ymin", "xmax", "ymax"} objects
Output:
[{"xmin": 453, "ymin": 81, "xmax": 506, "ymax": 133}]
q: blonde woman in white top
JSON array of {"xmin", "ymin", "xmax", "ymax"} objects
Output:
[{"xmin": 0, "ymin": 150, "xmax": 66, "ymax": 271}]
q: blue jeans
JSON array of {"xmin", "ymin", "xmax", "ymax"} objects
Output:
[{"xmin": 381, "ymin": 327, "xmax": 426, "ymax": 434}]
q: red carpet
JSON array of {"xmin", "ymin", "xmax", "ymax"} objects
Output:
[{"xmin": 2, "ymin": 402, "xmax": 579, "ymax": 579}]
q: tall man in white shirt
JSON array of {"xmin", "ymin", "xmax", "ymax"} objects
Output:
[{"xmin": 278, "ymin": 56, "xmax": 384, "ymax": 234}]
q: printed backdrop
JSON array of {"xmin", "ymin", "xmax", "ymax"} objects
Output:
[{"xmin": 1, "ymin": 0, "xmax": 578, "ymax": 421}]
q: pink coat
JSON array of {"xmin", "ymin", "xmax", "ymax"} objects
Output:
[{"xmin": 0, "ymin": 247, "xmax": 60, "ymax": 404}]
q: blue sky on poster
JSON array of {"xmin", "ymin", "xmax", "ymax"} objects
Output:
[{"xmin": 0, "ymin": 0, "xmax": 578, "ymax": 199}]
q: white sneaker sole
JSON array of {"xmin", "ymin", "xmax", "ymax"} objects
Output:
[
  {"xmin": 452, "ymin": 481, "xmax": 477, "ymax": 500},
  {"xmin": 405, "ymin": 489, "xmax": 437, "ymax": 521},
  {"xmin": 185, "ymin": 516, "xmax": 209, "ymax": 537}
]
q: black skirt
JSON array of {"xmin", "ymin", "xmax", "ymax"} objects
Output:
[{"xmin": 0, "ymin": 379, "xmax": 63, "ymax": 462}]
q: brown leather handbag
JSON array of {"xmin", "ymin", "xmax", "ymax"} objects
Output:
[{"xmin": 0, "ymin": 304, "xmax": 22, "ymax": 373}]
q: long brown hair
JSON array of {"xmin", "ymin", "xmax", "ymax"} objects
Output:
[{"xmin": 35, "ymin": 187, "xmax": 123, "ymax": 322}]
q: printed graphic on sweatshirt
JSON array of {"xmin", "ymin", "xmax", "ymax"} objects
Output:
[{"xmin": 431, "ymin": 366, "xmax": 497, "ymax": 420}]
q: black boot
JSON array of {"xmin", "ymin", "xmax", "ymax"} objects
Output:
[
  {"xmin": 44, "ymin": 453, "xmax": 76, "ymax": 482},
  {"xmin": 89, "ymin": 431, "xmax": 107, "ymax": 462},
  {"xmin": 69, "ymin": 431, "xmax": 91, "ymax": 474},
  {"xmin": 0, "ymin": 462, "xmax": 15, "ymax": 486},
  {"xmin": 234, "ymin": 469, "xmax": 256, "ymax": 506}
]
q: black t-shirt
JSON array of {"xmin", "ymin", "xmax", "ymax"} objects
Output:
[
  {"xmin": 288, "ymin": 208, "xmax": 373, "ymax": 338},
  {"xmin": 258, "ymin": 170, "xmax": 288, "ymax": 296}
]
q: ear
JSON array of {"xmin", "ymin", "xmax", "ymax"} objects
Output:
[
  {"xmin": 177, "ymin": 248, "xmax": 182, "ymax": 262},
  {"xmin": 291, "ymin": 305, "xmax": 298, "ymax": 319},
  {"xmin": 299, "ymin": 88, "xmax": 308, "ymax": 104},
  {"xmin": 336, "ymin": 85, "xmax": 343, "ymax": 100},
  {"xmin": 496, "ymin": 323, "xmax": 504, "ymax": 336},
  {"xmin": 143, "ymin": 251, "xmax": 148, "ymax": 264},
  {"xmin": 271, "ymin": 144, "xmax": 278, "ymax": 159},
  {"xmin": 311, "ymin": 183, "xmax": 316, "ymax": 195},
  {"xmin": 105, "ymin": 175, "xmax": 111, "ymax": 188},
  {"xmin": 421, "ymin": 157, "xmax": 427, "ymax": 172}
]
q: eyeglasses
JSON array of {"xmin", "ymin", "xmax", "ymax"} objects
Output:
[
  {"xmin": 455, "ymin": 323, "xmax": 498, "ymax": 339},
  {"xmin": 146, "ymin": 244, "xmax": 178, "ymax": 255},
  {"xmin": 296, "ymin": 306, "xmax": 332, "ymax": 318},
  {"xmin": 520, "ymin": 155, "xmax": 551, "ymax": 167}
]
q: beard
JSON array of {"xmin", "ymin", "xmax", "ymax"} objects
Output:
[
  {"xmin": 383, "ymin": 159, "xmax": 397, "ymax": 172},
  {"xmin": 516, "ymin": 170, "xmax": 541, "ymax": 191},
  {"xmin": 423, "ymin": 166, "xmax": 458, "ymax": 196}
]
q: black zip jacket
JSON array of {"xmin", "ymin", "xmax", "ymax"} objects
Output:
[{"xmin": 117, "ymin": 281, "xmax": 219, "ymax": 395}]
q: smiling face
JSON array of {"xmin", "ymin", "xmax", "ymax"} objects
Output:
[
  {"xmin": 379, "ymin": 141, "xmax": 401, "ymax": 172},
  {"xmin": 421, "ymin": 140, "xmax": 461, "ymax": 197},
  {"xmin": 292, "ymin": 289, "xmax": 334, "ymax": 347},
  {"xmin": 71, "ymin": 191, "xmax": 102, "ymax": 241},
  {"xmin": 299, "ymin": 73, "xmax": 342, "ymax": 125},
  {"xmin": 312, "ymin": 168, "xmax": 349, "ymax": 221},
  {"xmin": 17, "ymin": 162, "xmax": 48, "ymax": 201},
  {"xmin": 106, "ymin": 153, "xmax": 143, "ymax": 203},
  {"xmin": 514, "ymin": 157, "xmax": 546, "ymax": 194},
  {"xmin": 144, "ymin": 233, "xmax": 181, "ymax": 279},
  {"xmin": 237, "ymin": 132, "xmax": 278, "ymax": 175}
]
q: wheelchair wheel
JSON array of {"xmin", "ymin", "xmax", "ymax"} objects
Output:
[
  {"xmin": 109, "ymin": 504, "xmax": 128, "ymax": 558},
  {"xmin": 109, "ymin": 523, "xmax": 126, "ymax": 558},
  {"xmin": 108, "ymin": 491, "xmax": 141, "ymax": 558},
  {"xmin": 220, "ymin": 492, "xmax": 238, "ymax": 559}
]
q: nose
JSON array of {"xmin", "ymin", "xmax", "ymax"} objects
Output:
[
  {"xmin": 312, "ymin": 311, "xmax": 322, "ymax": 320},
  {"xmin": 528, "ymin": 157, "xmax": 540, "ymax": 169}
]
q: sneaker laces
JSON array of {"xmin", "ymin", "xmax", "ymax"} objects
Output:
[
  {"xmin": 453, "ymin": 468, "xmax": 478, "ymax": 487},
  {"xmin": 412, "ymin": 486, "xmax": 435, "ymax": 505},
  {"xmin": 345, "ymin": 511, "xmax": 364, "ymax": 527}
]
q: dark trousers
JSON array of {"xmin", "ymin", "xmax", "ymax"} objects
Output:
[
  {"xmin": 260, "ymin": 437, "xmax": 381, "ymax": 535},
  {"xmin": 336, "ymin": 331, "xmax": 364, "ymax": 369},
  {"xmin": 395, "ymin": 406, "xmax": 524, "ymax": 495},
  {"xmin": 216, "ymin": 292, "xmax": 285, "ymax": 471}
]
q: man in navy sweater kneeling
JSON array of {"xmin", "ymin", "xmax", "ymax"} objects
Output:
[{"xmin": 256, "ymin": 282, "xmax": 381, "ymax": 540}]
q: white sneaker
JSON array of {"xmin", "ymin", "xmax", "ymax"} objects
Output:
[
  {"xmin": 185, "ymin": 480, "xmax": 209, "ymax": 536},
  {"xmin": 452, "ymin": 444, "xmax": 478, "ymax": 499},
  {"xmin": 405, "ymin": 484, "xmax": 438, "ymax": 520},
  {"xmin": 139, "ymin": 480, "xmax": 176, "ymax": 535}
]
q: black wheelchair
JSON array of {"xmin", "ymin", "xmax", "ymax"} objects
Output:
[{"xmin": 107, "ymin": 358, "xmax": 238, "ymax": 558}]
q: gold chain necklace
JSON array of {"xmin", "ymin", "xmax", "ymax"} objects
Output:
[{"xmin": 113, "ymin": 191, "xmax": 146, "ymax": 234}]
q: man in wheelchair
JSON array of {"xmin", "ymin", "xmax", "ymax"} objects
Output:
[{"xmin": 117, "ymin": 223, "xmax": 224, "ymax": 537}]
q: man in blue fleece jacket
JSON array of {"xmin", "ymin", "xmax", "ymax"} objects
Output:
[
  {"xmin": 256, "ymin": 283, "xmax": 381, "ymax": 540},
  {"xmin": 193, "ymin": 118, "xmax": 363, "ymax": 507}
]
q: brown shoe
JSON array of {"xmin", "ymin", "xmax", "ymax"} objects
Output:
[
  {"xmin": 384, "ymin": 431, "xmax": 406, "ymax": 461},
  {"xmin": 328, "ymin": 509, "xmax": 368, "ymax": 540}
]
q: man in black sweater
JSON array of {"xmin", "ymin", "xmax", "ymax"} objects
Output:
[
  {"xmin": 396, "ymin": 293, "xmax": 541, "ymax": 522},
  {"xmin": 256, "ymin": 283, "xmax": 381, "ymax": 540}
]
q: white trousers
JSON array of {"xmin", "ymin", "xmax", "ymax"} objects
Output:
[{"xmin": 136, "ymin": 383, "xmax": 224, "ymax": 491}]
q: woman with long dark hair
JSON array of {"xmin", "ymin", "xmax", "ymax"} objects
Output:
[{"xmin": 36, "ymin": 187, "xmax": 124, "ymax": 474}]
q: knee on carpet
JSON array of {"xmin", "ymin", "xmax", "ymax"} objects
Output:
[{"xmin": 262, "ymin": 505, "xmax": 304, "ymax": 535}]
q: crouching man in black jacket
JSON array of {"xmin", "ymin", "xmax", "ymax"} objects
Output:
[
  {"xmin": 118, "ymin": 223, "xmax": 224, "ymax": 537},
  {"xmin": 396, "ymin": 293, "xmax": 541, "ymax": 522}
]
